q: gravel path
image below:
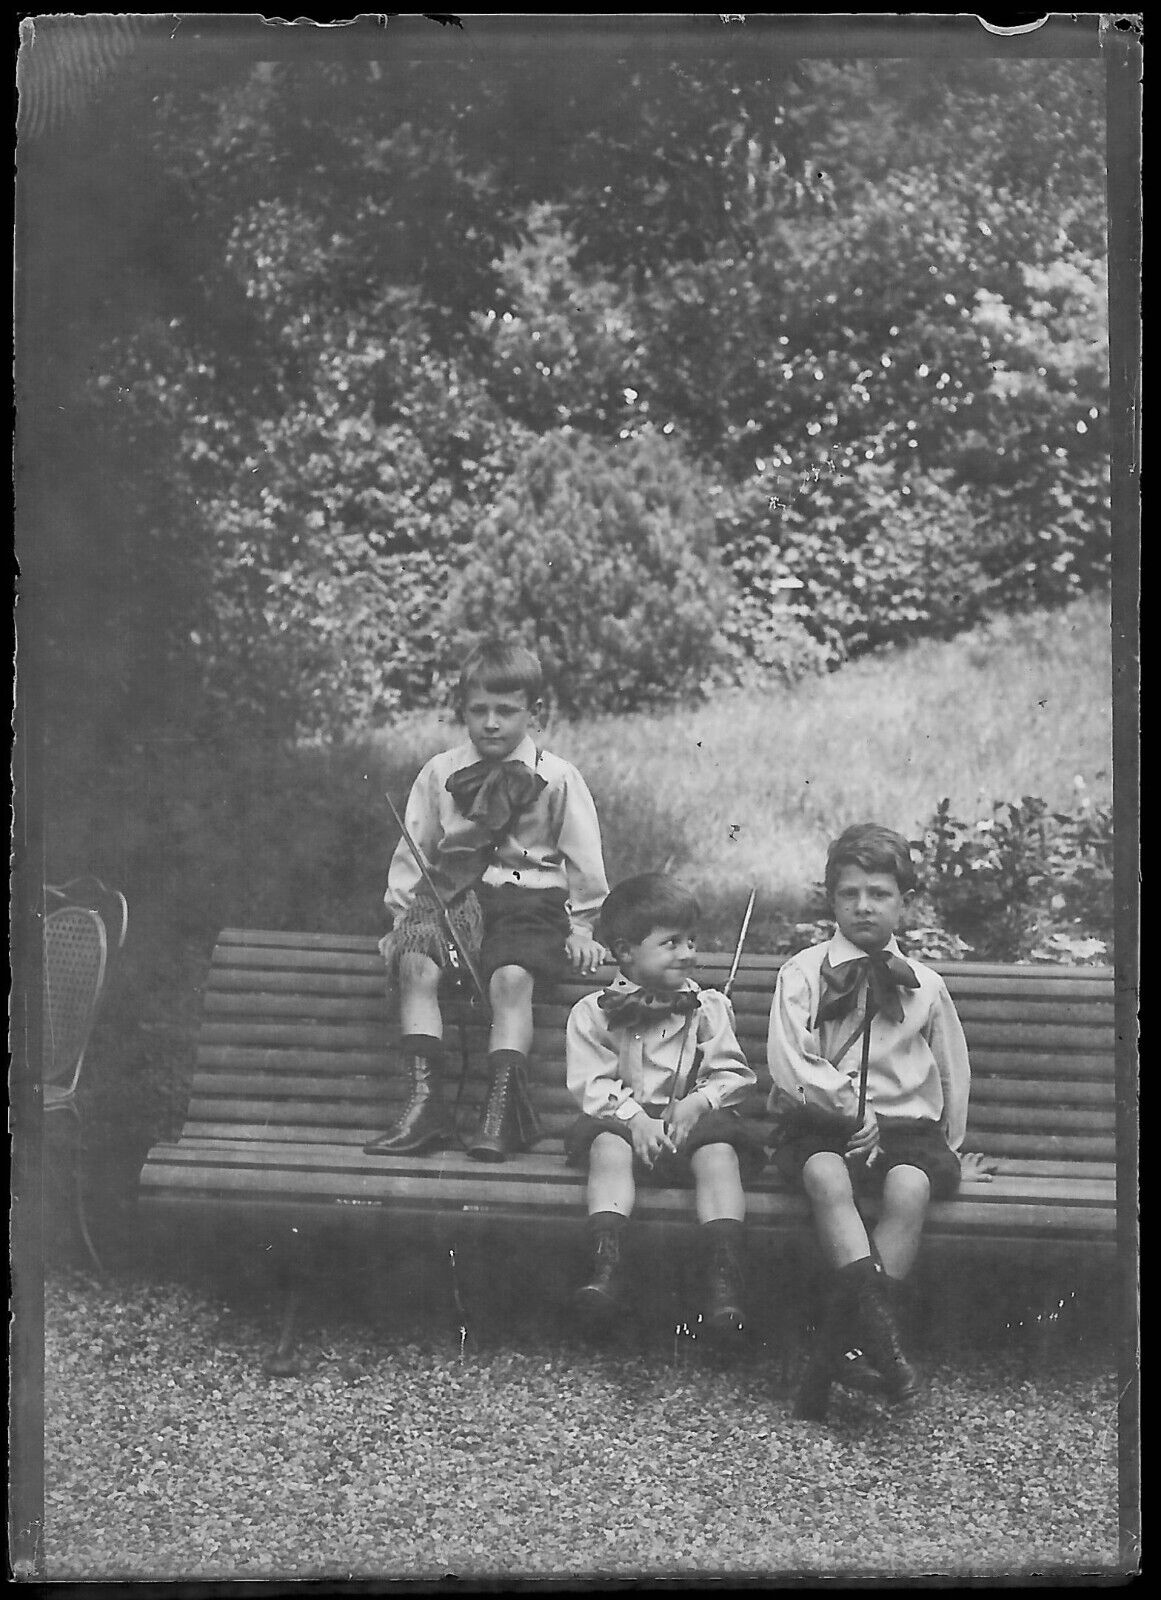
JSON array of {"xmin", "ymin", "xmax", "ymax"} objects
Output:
[{"xmin": 40, "ymin": 1266, "xmax": 1121, "ymax": 1583}]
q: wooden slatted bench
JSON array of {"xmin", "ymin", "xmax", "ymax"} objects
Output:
[{"xmin": 140, "ymin": 931, "xmax": 1118, "ymax": 1272}]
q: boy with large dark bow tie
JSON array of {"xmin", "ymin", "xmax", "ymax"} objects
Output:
[
  {"xmin": 364, "ymin": 642, "xmax": 609, "ymax": 1162},
  {"xmin": 767, "ymin": 823, "xmax": 973, "ymax": 1422},
  {"xmin": 564, "ymin": 873, "xmax": 765, "ymax": 1336}
]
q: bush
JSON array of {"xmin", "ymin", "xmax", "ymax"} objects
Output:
[
  {"xmin": 445, "ymin": 429, "xmax": 735, "ymax": 715},
  {"xmin": 718, "ymin": 465, "xmax": 989, "ymax": 667},
  {"xmin": 917, "ymin": 790, "xmax": 1113, "ymax": 964}
]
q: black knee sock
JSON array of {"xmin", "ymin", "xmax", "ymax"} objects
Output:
[
  {"xmin": 487, "ymin": 1048, "xmax": 527, "ymax": 1076},
  {"xmin": 701, "ymin": 1218, "xmax": 744, "ymax": 1245},
  {"xmin": 587, "ymin": 1210, "xmax": 627, "ymax": 1240},
  {"xmin": 401, "ymin": 1033, "xmax": 443, "ymax": 1061}
]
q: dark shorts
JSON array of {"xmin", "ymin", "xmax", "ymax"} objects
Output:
[
  {"xmin": 565, "ymin": 1106, "xmax": 767, "ymax": 1185},
  {"xmin": 383, "ymin": 883, "xmax": 570, "ymax": 988},
  {"xmin": 773, "ymin": 1115, "xmax": 961, "ymax": 1201},
  {"xmin": 477, "ymin": 883, "xmax": 571, "ymax": 985}
]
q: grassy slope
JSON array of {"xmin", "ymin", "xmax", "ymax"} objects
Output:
[{"xmin": 372, "ymin": 592, "xmax": 1112, "ymax": 930}]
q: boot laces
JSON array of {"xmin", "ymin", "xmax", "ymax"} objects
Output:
[{"xmin": 482, "ymin": 1062, "xmax": 514, "ymax": 1129}]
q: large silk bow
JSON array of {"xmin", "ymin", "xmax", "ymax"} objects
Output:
[
  {"xmin": 445, "ymin": 759, "xmax": 547, "ymax": 836},
  {"xmin": 598, "ymin": 986, "xmax": 701, "ymax": 1032},
  {"xmin": 814, "ymin": 948, "xmax": 920, "ymax": 1029}
]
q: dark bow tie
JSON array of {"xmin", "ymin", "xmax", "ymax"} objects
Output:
[
  {"xmin": 598, "ymin": 987, "xmax": 701, "ymax": 1031},
  {"xmin": 445, "ymin": 759, "xmax": 547, "ymax": 836},
  {"xmin": 814, "ymin": 949, "xmax": 920, "ymax": 1028}
]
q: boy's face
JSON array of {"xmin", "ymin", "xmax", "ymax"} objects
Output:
[
  {"xmin": 618, "ymin": 924, "xmax": 698, "ymax": 993},
  {"xmin": 830, "ymin": 865, "xmax": 910, "ymax": 952},
  {"xmin": 462, "ymin": 686, "xmax": 540, "ymax": 763}
]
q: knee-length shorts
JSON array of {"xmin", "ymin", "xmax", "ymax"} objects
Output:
[
  {"xmin": 381, "ymin": 883, "xmax": 571, "ymax": 988},
  {"xmin": 772, "ymin": 1114, "xmax": 961, "ymax": 1201},
  {"xmin": 565, "ymin": 1106, "xmax": 767, "ymax": 1185}
]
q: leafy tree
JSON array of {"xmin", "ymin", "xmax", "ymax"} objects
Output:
[
  {"xmin": 109, "ymin": 277, "xmax": 529, "ymax": 735},
  {"xmin": 473, "ymin": 203, "xmax": 646, "ymax": 436},
  {"xmin": 446, "ymin": 429, "xmax": 734, "ymax": 715}
]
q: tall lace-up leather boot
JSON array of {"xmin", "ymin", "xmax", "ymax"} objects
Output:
[
  {"xmin": 467, "ymin": 1050, "xmax": 539, "ymax": 1162},
  {"xmin": 851, "ymin": 1257, "xmax": 919, "ymax": 1405},
  {"xmin": 574, "ymin": 1211, "xmax": 628, "ymax": 1326},
  {"xmin": 702, "ymin": 1219, "xmax": 746, "ymax": 1337},
  {"xmin": 793, "ymin": 1256, "xmax": 894, "ymax": 1420},
  {"xmin": 363, "ymin": 1039, "xmax": 451, "ymax": 1155}
]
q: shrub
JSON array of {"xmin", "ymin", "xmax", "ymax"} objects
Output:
[
  {"xmin": 445, "ymin": 429, "xmax": 735, "ymax": 715},
  {"xmin": 719, "ymin": 463, "xmax": 989, "ymax": 667},
  {"xmin": 917, "ymin": 791, "xmax": 1114, "ymax": 964}
]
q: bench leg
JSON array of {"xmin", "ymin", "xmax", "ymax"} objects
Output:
[
  {"xmin": 265, "ymin": 1284, "xmax": 306, "ymax": 1376},
  {"xmin": 50, "ymin": 1106, "xmax": 106, "ymax": 1279},
  {"xmin": 262, "ymin": 1230, "xmax": 314, "ymax": 1376},
  {"xmin": 73, "ymin": 1166, "xmax": 107, "ymax": 1280}
]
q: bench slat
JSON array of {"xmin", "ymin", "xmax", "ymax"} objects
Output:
[
  {"xmin": 142, "ymin": 1141, "xmax": 1117, "ymax": 1206},
  {"xmin": 525, "ymin": 996, "xmax": 1114, "ymax": 1029},
  {"xmin": 963, "ymin": 1131, "xmax": 1115, "ymax": 1160},
  {"xmin": 178, "ymin": 1111, "xmax": 1114, "ymax": 1161},
  {"xmin": 967, "ymin": 1076, "xmax": 1113, "ymax": 1106},
  {"xmin": 214, "ymin": 947, "xmax": 388, "ymax": 975},
  {"xmin": 211, "ymin": 938, "xmax": 1112, "ymax": 992},
  {"xmin": 149, "ymin": 1130, "xmax": 1118, "ymax": 1183},
  {"xmin": 208, "ymin": 968, "xmax": 389, "ymax": 997},
  {"xmin": 202, "ymin": 984, "xmax": 1115, "ymax": 1031},
  {"xmin": 180, "ymin": 1122, "xmax": 396, "ymax": 1145},
  {"xmin": 219, "ymin": 929, "xmax": 381, "ymax": 951},
  {"xmin": 205, "ymin": 992, "xmax": 390, "ymax": 1021},
  {"xmin": 145, "ymin": 1139, "xmax": 1119, "ymax": 1190},
  {"xmin": 200, "ymin": 1021, "xmax": 392, "ymax": 1049},
  {"xmin": 196, "ymin": 1016, "xmax": 1116, "ymax": 1058},
  {"xmin": 967, "ymin": 1104, "xmax": 1115, "ymax": 1133},
  {"xmin": 138, "ymin": 1166, "xmax": 1115, "ymax": 1241},
  {"xmin": 194, "ymin": 1040, "xmax": 1117, "ymax": 1084},
  {"xmin": 189, "ymin": 1064, "xmax": 1114, "ymax": 1118},
  {"xmin": 140, "ymin": 1153, "xmax": 1114, "ymax": 1213}
]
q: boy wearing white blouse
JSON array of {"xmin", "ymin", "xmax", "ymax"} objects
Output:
[
  {"xmin": 767, "ymin": 822, "xmax": 978, "ymax": 1421},
  {"xmin": 565, "ymin": 873, "xmax": 765, "ymax": 1337},
  {"xmin": 365, "ymin": 641, "xmax": 609, "ymax": 1163}
]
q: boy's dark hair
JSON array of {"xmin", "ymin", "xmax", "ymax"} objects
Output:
[
  {"xmin": 457, "ymin": 641, "xmax": 545, "ymax": 708},
  {"xmin": 598, "ymin": 872, "xmax": 700, "ymax": 954},
  {"xmin": 824, "ymin": 823, "xmax": 918, "ymax": 899}
]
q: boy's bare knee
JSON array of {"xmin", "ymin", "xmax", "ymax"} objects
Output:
[
  {"xmin": 590, "ymin": 1132, "xmax": 633, "ymax": 1174},
  {"xmin": 882, "ymin": 1162, "xmax": 932, "ymax": 1215},
  {"xmin": 690, "ymin": 1141, "xmax": 740, "ymax": 1178},
  {"xmin": 489, "ymin": 964, "xmax": 534, "ymax": 1007},
  {"xmin": 398, "ymin": 952, "xmax": 441, "ymax": 991},
  {"xmin": 803, "ymin": 1151, "xmax": 852, "ymax": 1203}
]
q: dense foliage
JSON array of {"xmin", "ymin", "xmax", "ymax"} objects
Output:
[
  {"xmin": 447, "ymin": 430, "xmax": 735, "ymax": 714},
  {"xmin": 22, "ymin": 38, "xmax": 1110, "ymax": 745},
  {"xmin": 917, "ymin": 789, "xmax": 1114, "ymax": 965}
]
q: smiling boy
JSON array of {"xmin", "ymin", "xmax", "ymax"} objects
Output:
[
  {"xmin": 564, "ymin": 873, "xmax": 764, "ymax": 1337},
  {"xmin": 767, "ymin": 823, "xmax": 974, "ymax": 1421},
  {"xmin": 364, "ymin": 641, "xmax": 609, "ymax": 1163}
]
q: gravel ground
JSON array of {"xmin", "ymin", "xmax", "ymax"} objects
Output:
[{"xmin": 39, "ymin": 1259, "xmax": 1123, "ymax": 1584}]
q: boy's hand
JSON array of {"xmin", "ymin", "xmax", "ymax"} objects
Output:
[
  {"xmin": 665, "ymin": 1092, "xmax": 708, "ymax": 1153},
  {"xmin": 960, "ymin": 1151, "xmax": 998, "ymax": 1183},
  {"xmin": 844, "ymin": 1108, "xmax": 880, "ymax": 1166},
  {"xmin": 629, "ymin": 1111, "xmax": 675, "ymax": 1169},
  {"xmin": 566, "ymin": 929, "xmax": 610, "ymax": 975}
]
